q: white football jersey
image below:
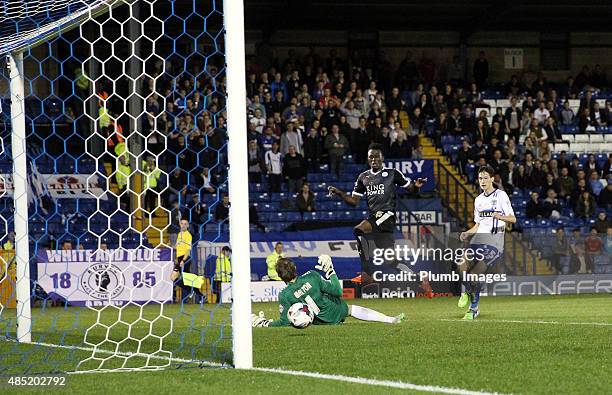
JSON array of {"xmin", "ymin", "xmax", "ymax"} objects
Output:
[
  {"xmin": 473, "ymin": 188, "xmax": 514, "ymax": 234},
  {"xmin": 471, "ymin": 188, "xmax": 514, "ymax": 256}
]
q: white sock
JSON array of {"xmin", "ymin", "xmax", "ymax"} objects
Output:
[{"xmin": 350, "ymin": 305, "xmax": 395, "ymax": 323}]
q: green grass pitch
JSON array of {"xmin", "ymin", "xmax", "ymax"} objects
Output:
[{"xmin": 0, "ymin": 294, "xmax": 611, "ymax": 394}]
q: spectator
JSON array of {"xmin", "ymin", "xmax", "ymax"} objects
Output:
[
  {"xmin": 551, "ymin": 227, "xmax": 570, "ymax": 273},
  {"xmin": 258, "ymin": 127, "xmax": 276, "ymax": 156},
  {"xmin": 542, "ymin": 188, "xmax": 562, "ymax": 219},
  {"xmin": 584, "ymin": 227, "xmax": 602, "ymax": 273},
  {"xmin": 249, "ymin": 205, "xmax": 267, "ymax": 233},
  {"xmin": 324, "ymin": 124, "xmax": 349, "ymax": 177},
  {"xmin": 116, "ymin": 154, "xmax": 131, "ymax": 209},
  {"xmin": 473, "ymin": 51, "xmax": 489, "ymax": 88},
  {"xmin": 569, "ymin": 228, "xmax": 587, "ymax": 274},
  {"xmin": 526, "ymin": 192, "xmax": 545, "ymax": 219},
  {"xmin": 456, "ymin": 140, "xmax": 472, "ymax": 175},
  {"xmin": 593, "ymin": 101, "xmax": 606, "ymax": 127},
  {"xmin": 265, "ymin": 142, "xmax": 283, "ymax": 192},
  {"xmin": 585, "ymin": 154, "xmax": 600, "ymax": 175},
  {"xmin": 2, "ymin": 231, "xmax": 15, "ymax": 250},
  {"xmin": 214, "ymin": 246, "xmax": 232, "ymax": 298},
  {"xmin": 296, "ymin": 183, "xmax": 315, "ymax": 215},
  {"xmin": 544, "ymin": 117, "xmax": 562, "ymax": 143},
  {"xmin": 520, "ymin": 109, "xmax": 532, "ymax": 136},
  {"xmin": 199, "ymin": 167, "xmax": 215, "ymax": 194},
  {"xmin": 605, "ymin": 227, "xmax": 612, "ymax": 254},
  {"xmin": 353, "ymin": 117, "xmax": 373, "ymax": 164},
  {"xmin": 340, "ymin": 100, "xmax": 362, "ymax": 129},
  {"xmin": 589, "ymin": 171, "xmax": 604, "ymax": 197},
  {"xmin": 215, "ymin": 194, "xmax": 230, "ymax": 223},
  {"xmin": 412, "ymin": 144, "xmax": 424, "ymax": 160},
  {"xmin": 247, "ymin": 140, "xmax": 265, "ymax": 183},
  {"xmin": 599, "ymin": 182, "xmax": 612, "ymax": 209},
  {"xmin": 188, "ymin": 194, "xmax": 205, "ymax": 226},
  {"xmin": 559, "ymin": 101, "xmax": 575, "ymax": 126},
  {"xmin": 603, "ymin": 154, "xmax": 612, "ymax": 177},
  {"xmin": 448, "ymin": 107, "xmax": 463, "ymax": 137},
  {"xmin": 540, "ymin": 173, "xmax": 559, "ymax": 196},
  {"xmin": 575, "ymin": 190, "xmax": 596, "ymax": 219},
  {"xmin": 433, "ymin": 94, "xmax": 448, "ymax": 116},
  {"xmin": 533, "ymin": 101, "xmax": 550, "ymax": 125},
  {"xmin": 579, "ymin": 108, "xmax": 596, "ymax": 133},
  {"xmin": 250, "ymin": 108, "xmax": 266, "ymax": 133},
  {"xmin": 265, "ymin": 242, "xmax": 284, "ymax": 281},
  {"xmin": 280, "ymin": 122, "xmax": 303, "ymax": 155},
  {"xmin": 168, "ymin": 168, "xmax": 188, "ymax": 205},
  {"xmin": 530, "ymin": 160, "xmax": 547, "ymax": 188},
  {"xmin": 142, "ymin": 156, "xmax": 161, "ymax": 214},
  {"xmin": 594, "ymin": 211, "xmax": 611, "ymax": 234},
  {"xmin": 499, "ymin": 161, "xmax": 515, "ymax": 192},
  {"xmin": 505, "ymin": 97, "xmax": 522, "ymax": 142},
  {"xmin": 303, "ymin": 128, "xmax": 322, "ymax": 172},
  {"xmin": 283, "ymin": 145, "xmax": 306, "ymax": 193}
]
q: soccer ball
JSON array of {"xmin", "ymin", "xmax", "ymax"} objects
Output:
[{"xmin": 287, "ymin": 303, "xmax": 314, "ymax": 329}]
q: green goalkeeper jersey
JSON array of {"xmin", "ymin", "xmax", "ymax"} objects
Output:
[{"xmin": 269, "ymin": 271, "xmax": 349, "ymax": 327}]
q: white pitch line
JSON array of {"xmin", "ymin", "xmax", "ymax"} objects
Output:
[
  {"xmin": 11, "ymin": 340, "xmax": 508, "ymax": 394},
  {"xmin": 253, "ymin": 367, "xmax": 507, "ymax": 395},
  {"xmin": 438, "ymin": 318, "xmax": 612, "ymax": 327}
]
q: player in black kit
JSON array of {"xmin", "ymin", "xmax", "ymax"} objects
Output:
[{"xmin": 328, "ymin": 143, "xmax": 427, "ymax": 282}]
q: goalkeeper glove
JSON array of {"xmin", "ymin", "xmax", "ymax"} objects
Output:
[
  {"xmin": 251, "ymin": 311, "xmax": 272, "ymax": 328},
  {"xmin": 315, "ymin": 254, "xmax": 336, "ymax": 279}
]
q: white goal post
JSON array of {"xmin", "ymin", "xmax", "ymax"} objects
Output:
[{"xmin": 2, "ymin": 0, "xmax": 253, "ymax": 371}]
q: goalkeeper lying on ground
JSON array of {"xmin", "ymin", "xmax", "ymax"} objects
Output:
[{"xmin": 252, "ymin": 255, "xmax": 404, "ymax": 327}]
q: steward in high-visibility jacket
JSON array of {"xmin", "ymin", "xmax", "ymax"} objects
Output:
[
  {"xmin": 142, "ymin": 157, "xmax": 161, "ymax": 190},
  {"xmin": 265, "ymin": 242, "xmax": 284, "ymax": 281},
  {"xmin": 215, "ymin": 247, "xmax": 232, "ymax": 283},
  {"xmin": 116, "ymin": 155, "xmax": 131, "ymax": 191}
]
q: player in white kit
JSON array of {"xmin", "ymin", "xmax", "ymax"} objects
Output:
[{"xmin": 459, "ymin": 165, "xmax": 516, "ymax": 320}]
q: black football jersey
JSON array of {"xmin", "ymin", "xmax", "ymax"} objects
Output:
[{"xmin": 352, "ymin": 168, "xmax": 411, "ymax": 214}]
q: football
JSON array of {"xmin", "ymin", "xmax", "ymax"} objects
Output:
[{"xmin": 287, "ymin": 303, "xmax": 314, "ymax": 329}]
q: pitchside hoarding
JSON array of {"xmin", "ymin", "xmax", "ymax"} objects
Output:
[
  {"xmin": 484, "ymin": 275, "xmax": 612, "ymax": 296},
  {"xmin": 37, "ymin": 248, "xmax": 174, "ymax": 306}
]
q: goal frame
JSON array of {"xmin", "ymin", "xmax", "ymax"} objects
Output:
[{"xmin": 3, "ymin": 0, "xmax": 253, "ymax": 370}]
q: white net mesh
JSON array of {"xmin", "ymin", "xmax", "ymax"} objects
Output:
[{"xmin": 0, "ymin": 0, "xmax": 233, "ymax": 374}]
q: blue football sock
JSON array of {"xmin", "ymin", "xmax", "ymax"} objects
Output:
[{"xmin": 470, "ymin": 290, "xmax": 480, "ymax": 310}]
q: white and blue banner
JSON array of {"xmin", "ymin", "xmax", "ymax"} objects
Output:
[
  {"xmin": 384, "ymin": 159, "xmax": 435, "ymax": 192},
  {"xmin": 37, "ymin": 248, "xmax": 174, "ymax": 306}
]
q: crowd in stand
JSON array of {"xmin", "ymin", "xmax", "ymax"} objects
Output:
[{"xmin": 130, "ymin": 47, "xmax": 612, "ymax": 246}]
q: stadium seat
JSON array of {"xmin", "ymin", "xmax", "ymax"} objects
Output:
[
  {"xmin": 482, "ymin": 99, "xmax": 496, "ymax": 108},
  {"xmin": 554, "ymin": 143, "xmax": 570, "ymax": 153},
  {"xmin": 561, "ymin": 134, "xmax": 574, "ymax": 143},
  {"xmin": 574, "ymin": 134, "xmax": 589, "ymax": 143},
  {"xmin": 571, "ymin": 143, "xmax": 587, "ymax": 153}
]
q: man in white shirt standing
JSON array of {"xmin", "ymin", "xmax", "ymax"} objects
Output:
[{"xmin": 265, "ymin": 142, "xmax": 283, "ymax": 193}]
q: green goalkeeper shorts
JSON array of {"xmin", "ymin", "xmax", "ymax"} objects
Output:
[{"xmin": 313, "ymin": 297, "xmax": 349, "ymax": 325}]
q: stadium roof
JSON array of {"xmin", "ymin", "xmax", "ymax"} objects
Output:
[{"xmin": 244, "ymin": 0, "xmax": 612, "ymax": 36}]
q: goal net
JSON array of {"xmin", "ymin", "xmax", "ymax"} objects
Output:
[{"xmin": 0, "ymin": 0, "xmax": 251, "ymax": 373}]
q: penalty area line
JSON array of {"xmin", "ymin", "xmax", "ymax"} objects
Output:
[
  {"xmin": 253, "ymin": 367, "xmax": 507, "ymax": 395},
  {"xmin": 438, "ymin": 318, "xmax": 612, "ymax": 327}
]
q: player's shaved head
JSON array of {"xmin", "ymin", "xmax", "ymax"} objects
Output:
[{"xmin": 276, "ymin": 258, "xmax": 297, "ymax": 283}]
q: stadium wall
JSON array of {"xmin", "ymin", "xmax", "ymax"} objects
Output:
[{"xmin": 248, "ymin": 30, "xmax": 612, "ymax": 84}]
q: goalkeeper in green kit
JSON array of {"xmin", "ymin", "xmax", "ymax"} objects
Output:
[{"xmin": 252, "ymin": 255, "xmax": 404, "ymax": 327}]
